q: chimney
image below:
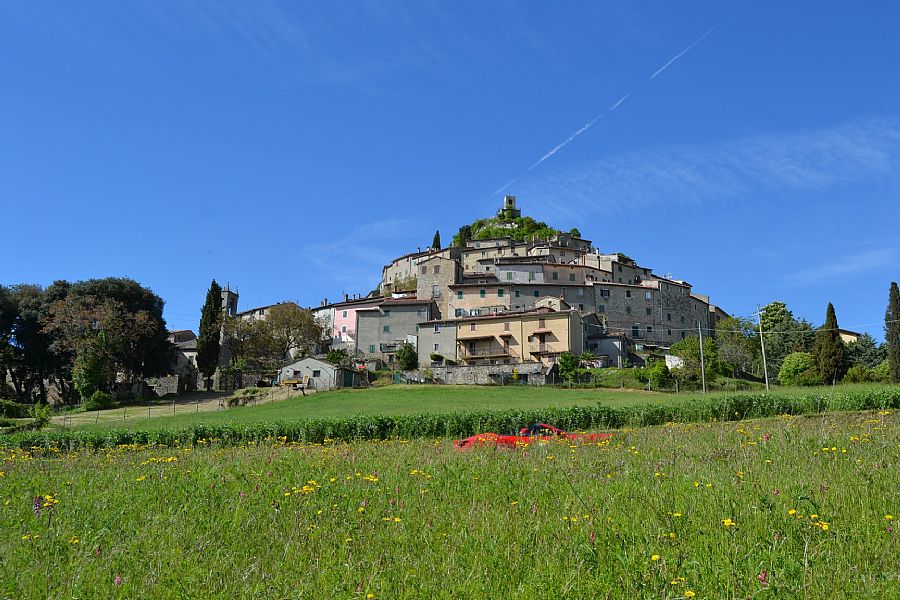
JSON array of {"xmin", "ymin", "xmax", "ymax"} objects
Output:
[{"xmin": 344, "ymin": 293, "xmax": 349, "ymax": 302}]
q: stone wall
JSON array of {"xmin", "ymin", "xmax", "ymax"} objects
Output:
[{"xmin": 423, "ymin": 362, "xmax": 549, "ymax": 385}]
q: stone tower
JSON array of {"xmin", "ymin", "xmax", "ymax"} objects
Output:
[{"xmin": 499, "ymin": 195, "xmax": 521, "ymax": 218}]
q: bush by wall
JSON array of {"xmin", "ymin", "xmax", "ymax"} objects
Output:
[
  {"xmin": 4, "ymin": 386, "xmax": 898, "ymax": 451},
  {"xmin": 0, "ymin": 399, "xmax": 30, "ymax": 419}
]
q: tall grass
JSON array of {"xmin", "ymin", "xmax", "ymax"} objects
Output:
[{"xmin": 5, "ymin": 386, "xmax": 898, "ymax": 451}]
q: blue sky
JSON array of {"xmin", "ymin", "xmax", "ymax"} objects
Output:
[{"xmin": 2, "ymin": 2, "xmax": 898, "ymax": 339}]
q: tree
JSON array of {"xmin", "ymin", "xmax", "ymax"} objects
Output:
[
  {"xmin": 569, "ymin": 228, "xmax": 581, "ymax": 238},
  {"xmin": 778, "ymin": 352, "xmax": 821, "ymax": 386},
  {"xmin": 196, "ymin": 280, "xmax": 222, "ymax": 390},
  {"xmin": 845, "ymin": 333, "xmax": 885, "ymax": 369},
  {"xmin": 325, "ymin": 348, "xmax": 350, "ymax": 367},
  {"xmin": 887, "ymin": 282, "xmax": 900, "ymax": 383},
  {"xmin": 432, "ymin": 230, "xmax": 441, "ymax": 250},
  {"xmin": 715, "ymin": 317, "xmax": 758, "ymax": 377},
  {"xmin": 670, "ymin": 336, "xmax": 721, "ymax": 381},
  {"xmin": 758, "ymin": 301, "xmax": 815, "ymax": 382},
  {"xmin": 264, "ymin": 303, "xmax": 322, "ymax": 361},
  {"xmin": 396, "ymin": 343, "xmax": 417, "ymax": 371},
  {"xmin": 812, "ymin": 303, "xmax": 846, "ymax": 384},
  {"xmin": 557, "ymin": 352, "xmax": 579, "ymax": 380}
]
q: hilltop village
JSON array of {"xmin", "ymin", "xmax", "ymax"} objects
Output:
[{"xmin": 192, "ymin": 197, "xmax": 729, "ymax": 387}]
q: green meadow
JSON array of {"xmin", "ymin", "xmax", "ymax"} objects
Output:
[{"xmin": 1, "ymin": 409, "xmax": 896, "ymax": 598}]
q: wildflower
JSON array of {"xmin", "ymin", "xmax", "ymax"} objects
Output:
[
  {"xmin": 114, "ymin": 574, "xmax": 123, "ymax": 586},
  {"xmin": 886, "ymin": 515, "xmax": 894, "ymax": 520},
  {"xmin": 722, "ymin": 518, "xmax": 736, "ymax": 528},
  {"xmin": 136, "ymin": 476, "xmax": 146, "ymax": 482},
  {"xmin": 788, "ymin": 509, "xmax": 797, "ymax": 515},
  {"xmin": 757, "ymin": 569, "xmax": 768, "ymax": 586},
  {"xmin": 651, "ymin": 554, "xmax": 660, "ymax": 561},
  {"xmin": 685, "ymin": 591, "xmax": 696, "ymax": 598}
]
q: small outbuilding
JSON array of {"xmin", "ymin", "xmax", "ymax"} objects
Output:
[{"xmin": 277, "ymin": 357, "xmax": 360, "ymax": 391}]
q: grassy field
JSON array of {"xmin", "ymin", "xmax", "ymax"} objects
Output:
[
  {"xmin": 1, "ymin": 409, "xmax": 896, "ymax": 598},
  {"xmin": 61, "ymin": 385, "xmax": 667, "ymax": 432},
  {"xmin": 51, "ymin": 383, "xmax": 896, "ymax": 434}
]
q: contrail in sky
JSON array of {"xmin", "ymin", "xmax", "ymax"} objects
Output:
[
  {"xmin": 529, "ymin": 115, "xmax": 603, "ymax": 170},
  {"xmin": 650, "ymin": 25, "xmax": 718, "ymax": 79},
  {"xmin": 609, "ymin": 92, "xmax": 631, "ymax": 110}
]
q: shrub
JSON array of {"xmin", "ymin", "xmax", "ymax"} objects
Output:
[
  {"xmin": 872, "ymin": 360, "xmax": 892, "ymax": 383},
  {"xmin": 778, "ymin": 352, "xmax": 821, "ymax": 386},
  {"xmin": 84, "ymin": 391, "xmax": 114, "ymax": 412},
  {"xmin": 0, "ymin": 399, "xmax": 30, "ymax": 418},
  {"xmin": 843, "ymin": 364, "xmax": 872, "ymax": 384},
  {"xmin": 647, "ymin": 361, "xmax": 671, "ymax": 389},
  {"xmin": 28, "ymin": 403, "xmax": 52, "ymax": 428},
  {"xmin": 429, "ymin": 353, "xmax": 444, "ymax": 363},
  {"xmin": 397, "ymin": 344, "xmax": 418, "ymax": 371}
]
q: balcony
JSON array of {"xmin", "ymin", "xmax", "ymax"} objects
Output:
[
  {"xmin": 529, "ymin": 343, "xmax": 557, "ymax": 355},
  {"xmin": 458, "ymin": 346, "xmax": 512, "ymax": 360},
  {"xmin": 379, "ymin": 342, "xmax": 401, "ymax": 353}
]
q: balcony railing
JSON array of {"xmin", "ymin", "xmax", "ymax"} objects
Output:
[
  {"xmin": 458, "ymin": 347, "xmax": 512, "ymax": 359},
  {"xmin": 529, "ymin": 343, "xmax": 556, "ymax": 354}
]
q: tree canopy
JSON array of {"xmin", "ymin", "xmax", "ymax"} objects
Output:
[
  {"xmin": 196, "ymin": 280, "xmax": 222, "ymax": 385},
  {"xmin": 812, "ymin": 303, "xmax": 846, "ymax": 384},
  {"xmin": 887, "ymin": 282, "xmax": 900, "ymax": 383}
]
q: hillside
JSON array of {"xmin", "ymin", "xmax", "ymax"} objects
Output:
[{"xmin": 451, "ymin": 208, "xmax": 581, "ymax": 246}]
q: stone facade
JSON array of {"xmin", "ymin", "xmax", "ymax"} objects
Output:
[
  {"xmin": 416, "ymin": 319, "xmax": 458, "ymax": 366},
  {"xmin": 355, "ymin": 298, "xmax": 433, "ymax": 365},
  {"xmin": 424, "ymin": 361, "xmax": 549, "ymax": 385}
]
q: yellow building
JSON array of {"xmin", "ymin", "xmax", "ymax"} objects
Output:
[{"xmin": 453, "ymin": 304, "xmax": 584, "ymax": 366}]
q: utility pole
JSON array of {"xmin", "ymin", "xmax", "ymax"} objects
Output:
[
  {"xmin": 756, "ymin": 305, "xmax": 770, "ymax": 392},
  {"xmin": 698, "ymin": 321, "xmax": 707, "ymax": 394}
]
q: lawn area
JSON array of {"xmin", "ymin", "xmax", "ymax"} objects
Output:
[
  {"xmin": 1, "ymin": 410, "xmax": 896, "ymax": 598},
  {"xmin": 65, "ymin": 385, "xmax": 668, "ymax": 432}
]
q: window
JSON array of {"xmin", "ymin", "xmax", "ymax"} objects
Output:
[
  {"xmin": 618, "ymin": 265, "xmax": 623, "ymax": 272},
  {"xmin": 433, "ymin": 343, "xmax": 439, "ymax": 351},
  {"xmin": 647, "ymin": 326, "xmax": 653, "ymax": 334},
  {"xmin": 504, "ymin": 322, "xmax": 510, "ymax": 331},
  {"xmin": 432, "ymin": 284, "xmax": 440, "ymax": 298},
  {"xmin": 600, "ymin": 289, "xmax": 610, "ymax": 298},
  {"xmin": 681, "ymin": 332, "xmax": 686, "ymax": 339},
  {"xmin": 498, "ymin": 289, "xmax": 504, "ymax": 297},
  {"xmin": 578, "ymin": 304, "xmax": 584, "ymax": 311},
  {"xmin": 415, "ymin": 325, "xmax": 419, "ymax": 332},
  {"xmin": 552, "ymin": 272, "xmax": 559, "ymax": 281},
  {"xmin": 383, "ymin": 325, "xmax": 390, "ymax": 333},
  {"xmin": 369, "ymin": 344, "xmax": 376, "ymax": 353},
  {"xmin": 625, "ymin": 290, "xmax": 632, "ymax": 298},
  {"xmin": 515, "ymin": 290, "xmax": 520, "ymax": 298},
  {"xmin": 341, "ymin": 325, "xmax": 347, "ymax": 333},
  {"xmin": 383, "ymin": 309, "xmax": 391, "ymax": 316},
  {"xmin": 645, "ymin": 291, "xmax": 652, "ymax": 300},
  {"xmin": 480, "ymin": 289, "xmax": 486, "ymax": 298},
  {"xmin": 420, "ymin": 266, "xmax": 427, "ymax": 275},
  {"xmin": 631, "ymin": 325, "xmax": 639, "ymax": 337},
  {"xmin": 434, "ymin": 324, "xmax": 441, "ymax": 333},
  {"xmin": 533, "ymin": 290, "xmax": 539, "ymax": 297},
  {"xmin": 667, "ymin": 329, "xmax": 672, "ymax": 336},
  {"xmin": 569, "ymin": 273, "xmax": 576, "ymax": 282},
  {"xmin": 577, "ymin": 288, "xmax": 584, "ymax": 296},
  {"xmin": 528, "ymin": 272, "xmax": 535, "ymax": 281},
  {"xmin": 506, "ymin": 272, "xmax": 513, "ymax": 280},
  {"xmin": 342, "ymin": 310, "xmax": 348, "ymax": 318},
  {"xmin": 481, "ymin": 251, "xmax": 486, "ymax": 258},
  {"xmin": 470, "ymin": 324, "xmax": 476, "ymax": 332},
  {"xmin": 312, "ymin": 370, "xmax": 321, "ymax": 378},
  {"xmin": 626, "ymin": 306, "xmax": 631, "ymax": 315},
  {"xmin": 645, "ymin": 307, "xmax": 651, "ymax": 316},
  {"xmin": 598, "ymin": 305, "xmax": 605, "ymax": 313},
  {"xmin": 680, "ymin": 315, "xmax": 685, "ymax": 324},
  {"xmin": 667, "ymin": 313, "xmax": 672, "ymax": 321},
  {"xmin": 457, "ymin": 290, "xmax": 463, "ymax": 300},
  {"xmin": 417, "ymin": 309, "xmax": 425, "ymax": 318},
  {"xmin": 539, "ymin": 318, "xmax": 546, "ymax": 328},
  {"xmin": 561, "ymin": 251, "xmax": 566, "ymax": 257},
  {"xmin": 433, "ymin": 265, "xmax": 440, "ymax": 274}
]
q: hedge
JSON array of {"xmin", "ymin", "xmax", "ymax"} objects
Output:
[{"xmin": 3, "ymin": 387, "xmax": 899, "ymax": 451}]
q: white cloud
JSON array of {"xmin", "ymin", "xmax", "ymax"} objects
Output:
[
  {"xmin": 785, "ymin": 248, "xmax": 895, "ymax": 287},
  {"xmin": 519, "ymin": 117, "xmax": 900, "ymax": 219}
]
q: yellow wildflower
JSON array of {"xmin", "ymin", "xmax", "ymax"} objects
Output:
[{"xmin": 651, "ymin": 554, "xmax": 660, "ymax": 561}]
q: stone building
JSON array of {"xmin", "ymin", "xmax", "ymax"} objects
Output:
[{"xmin": 355, "ymin": 297, "xmax": 435, "ymax": 365}]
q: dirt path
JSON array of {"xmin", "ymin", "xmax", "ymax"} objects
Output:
[{"xmin": 51, "ymin": 386, "xmax": 306, "ymax": 427}]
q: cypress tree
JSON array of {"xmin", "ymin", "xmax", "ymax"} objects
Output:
[
  {"xmin": 812, "ymin": 302, "xmax": 845, "ymax": 384},
  {"xmin": 432, "ymin": 230, "xmax": 441, "ymax": 250},
  {"xmin": 887, "ymin": 282, "xmax": 900, "ymax": 383},
  {"xmin": 196, "ymin": 280, "xmax": 222, "ymax": 390}
]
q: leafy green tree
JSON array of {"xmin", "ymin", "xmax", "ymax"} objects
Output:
[
  {"xmin": 396, "ymin": 343, "xmax": 418, "ymax": 371},
  {"xmin": 887, "ymin": 282, "xmax": 900, "ymax": 383},
  {"xmin": 758, "ymin": 301, "xmax": 815, "ymax": 382},
  {"xmin": 647, "ymin": 360, "xmax": 671, "ymax": 388},
  {"xmin": 812, "ymin": 303, "xmax": 846, "ymax": 384},
  {"xmin": 778, "ymin": 352, "xmax": 821, "ymax": 386},
  {"xmin": 557, "ymin": 352, "xmax": 579, "ymax": 380},
  {"xmin": 715, "ymin": 317, "xmax": 758, "ymax": 377},
  {"xmin": 264, "ymin": 303, "xmax": 322, "ymax": 362},
  {"xmin": 845, "ymin": 333, "xmax": 885, "ymax": 369},
  {"xmin": 569, "ymin": 228, "xmax": 581, "ymax": 238},
  {"xmin": 325, "ymin": 348, "xmax": 350, "ymax": 367},
  {"xmin": 196, "ymin": 280, "xmax": 222, "ymax": 390},
  {"xmin": 432, "ymin": 230, "xmax": 441, "ymax": 250},
  {"xmin": 670, "ymin": 336, "xmax": 721, "ymax": 380},
  {"xmin": 842, "ymin": 364, "xmax": 872, "ymax": 383}
]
